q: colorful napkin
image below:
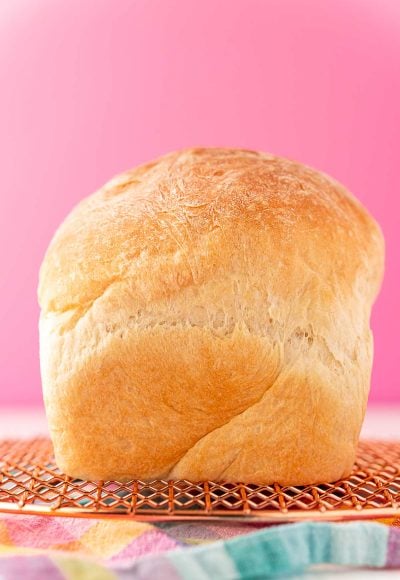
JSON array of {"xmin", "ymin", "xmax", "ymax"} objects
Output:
[{"xmin": 0, "ymin": 515, "xmax": 399, "ymax": 578}]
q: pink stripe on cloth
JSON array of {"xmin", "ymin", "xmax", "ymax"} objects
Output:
[
  {"xmin": 387, "ymin": 528, "xmax": 400, "ymax": 567},
  {"xmin": 0, "ymin": 555, "xmax": 65, "ymax": 580},
  {"xmin": 3, "ymin": 515, "xmax": 87, "ymax": 549},
  {"xmin": 110, "ymin": 529, "xmax": 181, "ymax": 565}
]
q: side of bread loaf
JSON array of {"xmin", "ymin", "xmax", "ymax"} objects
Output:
[{"xmin": 38, "ymin": 148, "xmax": 384, "ymax": 484}]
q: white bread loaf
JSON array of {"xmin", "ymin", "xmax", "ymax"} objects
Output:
[{"xmin": 38, "ymin": 148, "xmax": 384, "ymax": 484}]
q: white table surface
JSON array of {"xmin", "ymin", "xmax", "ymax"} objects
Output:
[{"xmin": 0, "ymin": 405, "xmax": 399, "ymax": 578}]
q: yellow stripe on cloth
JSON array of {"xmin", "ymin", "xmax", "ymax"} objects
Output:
[
  {"xmin": 0, "ymin": 521, "xmax": 12, "ymax": 546},
  {"xmin": 0, "ymin": 545, "xmax": 45, "ymax": 556},
  {"xmin": 77, "ymin": 520, "xmax": 151, "ymax": 558},
  {"xmin": 54, "ymin": 555, "xmax": 116, "ymax": 580}
]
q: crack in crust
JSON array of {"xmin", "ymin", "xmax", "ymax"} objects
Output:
[{"xmin": 165, "ymin": 366, "xmax": 283, "ymax": 479}]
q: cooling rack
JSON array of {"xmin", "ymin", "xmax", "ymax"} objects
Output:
[{"xmin": 0, "ymin": 438, "xmax": 399, "ymax": 522}]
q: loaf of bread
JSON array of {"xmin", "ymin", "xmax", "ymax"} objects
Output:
[{"xmin": 38, "ymin": 148, "xmax": 384, "ymax": 484}]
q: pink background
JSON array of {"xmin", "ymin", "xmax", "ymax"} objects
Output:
[{"xmin": 0, "ymin": 0, "xmax": 399, "ymax": 406}]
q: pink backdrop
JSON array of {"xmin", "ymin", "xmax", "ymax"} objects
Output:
[{"xmin": 0, "ymin": 0, "xmax": 399, "ymax": 406}]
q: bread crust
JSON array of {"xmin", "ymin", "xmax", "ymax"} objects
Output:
[{"xmin": 38, "ymin": 148, "xmax": 384, "ymax": 484}]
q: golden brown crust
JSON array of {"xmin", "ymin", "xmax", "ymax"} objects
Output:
[{"xmin": 38, "ymin": 148, "xmax": 384, "ymax": 484}]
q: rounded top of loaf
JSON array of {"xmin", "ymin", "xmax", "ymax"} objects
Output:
[{"xmin": 38, "ymin": 147, "xmax": 384, "ymax": 315}]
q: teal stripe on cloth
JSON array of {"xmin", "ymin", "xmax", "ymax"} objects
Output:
[
  {"xmin": 167, "ymin": 522, "xmax": 390, "ymax": 579},
  {"xmin": 167, "ymin": 542, "xmax": 237, "ymax": 580},
  {"xmin": 226, "ymin": 522, "xmax": 389, "ymax": 578},
  {"xmin": 330, "ymin": 522, "xmax": 389, "ymax": 568},
  {"xmin": 226, "ymin": 521, "xmax": 330, "ymax": 577}
]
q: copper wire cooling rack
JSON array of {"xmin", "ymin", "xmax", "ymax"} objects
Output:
[{"xmin": 0, "ymin": 438, "xmax": 399, "ymax": 522}]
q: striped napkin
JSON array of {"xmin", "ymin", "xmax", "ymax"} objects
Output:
[{"xmin": 0, "ymin": 515, "xmax": 400, "ymax": 578}]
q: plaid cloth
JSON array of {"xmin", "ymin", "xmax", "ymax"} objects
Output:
[{"xmin": 0, "ymin": 515, "xmax": 399, "ymax": 578}]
